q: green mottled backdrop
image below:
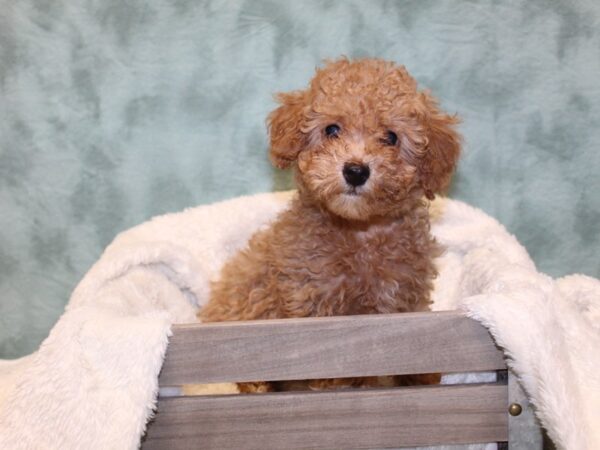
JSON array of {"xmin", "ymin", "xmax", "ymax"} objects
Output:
[{"xmin": 1, "ymin": 0, "xmax": 599, "ymax": 358}]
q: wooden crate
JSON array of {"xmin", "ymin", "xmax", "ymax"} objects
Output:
[{"xmin": 143, "ymin": 311, "xmax": 542, "ymax": 449}]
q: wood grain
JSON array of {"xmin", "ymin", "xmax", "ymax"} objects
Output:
[
  {"xmin": 159, "ymin": 311, "xmax": 505, "ymax": 385},
  {"xmin": 143, "ymin": 383, "xmax": 508, "ymax": 449}
]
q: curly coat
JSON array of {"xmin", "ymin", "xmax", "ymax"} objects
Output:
[{"xmin": 199, "ymin": 58, "xmax": 461, "ymax": 391}]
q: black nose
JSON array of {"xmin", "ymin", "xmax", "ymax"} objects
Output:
[{"xmin": 343, "ymin": 163, "xmax": 370, "ymax": 187}]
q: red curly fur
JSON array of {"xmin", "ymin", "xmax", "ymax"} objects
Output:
[{"xmin": 199, "ymin": 58, "xmax": 461, "ymax": 392}]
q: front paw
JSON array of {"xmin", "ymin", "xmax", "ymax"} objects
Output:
[
  {"xmin": 237, "ymin": 381, "xmax": 274, "ymax": 393},
  {"xmin": 394, "ymin": 373, "xmax": 442, "ymax": 386}
]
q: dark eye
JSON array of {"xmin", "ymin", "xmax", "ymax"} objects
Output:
[
  {"xmin": 325, "ymin": 124, "xmax": 341, "ymax": 138},
  {"xmin": 383, "ymin": 130, "xmax": 398, "ymax": 146}
]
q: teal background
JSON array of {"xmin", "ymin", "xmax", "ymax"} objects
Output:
[{"xmin": 1, "ymin": 0, "xmax": 599, "ymax": 358}]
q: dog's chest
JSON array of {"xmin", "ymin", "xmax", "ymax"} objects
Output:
[
  {"xmin": 333, "ymin": 225, "xmax": 415, "ymax": 280},
  {"xmin": 280, "ymin": 220, "xmax": 430, "ymax": 315}
]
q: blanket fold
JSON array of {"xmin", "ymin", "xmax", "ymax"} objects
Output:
[{"xmin": 0, "ymin": 191, "xmax": 597, "ymax": 450}]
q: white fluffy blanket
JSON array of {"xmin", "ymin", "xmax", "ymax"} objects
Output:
[{"xmin": 0, "ymin": 192, "xmax": 598, "ymax": 450}]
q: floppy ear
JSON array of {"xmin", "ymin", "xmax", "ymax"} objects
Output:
[
  {"xmin": 267, "ymin": 90, "xmax": 307, "ymax": 169},
  {"xmin": 417, "ymin": 92, "xmax": 461, "ymax": 199}
]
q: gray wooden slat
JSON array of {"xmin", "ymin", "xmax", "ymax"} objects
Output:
[
  {"xmin": 143, "ymin": 383, "xmax": 508, "ymax": 449},
  {"xmin": 508, "ymin": 369, "xmax": 543, "ymax": 449},
  {"xmin": 159, "ymin": 311, "xmax": 505, "ymax": 385}
]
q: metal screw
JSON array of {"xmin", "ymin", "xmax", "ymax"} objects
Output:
[{"xmin": 508, "ymin": 403, "xmax": 523, "ymax": 416}]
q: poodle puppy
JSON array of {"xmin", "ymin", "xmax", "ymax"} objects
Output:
[{"xmin": 199, "ymin": 57, "xmax": 461, "ymax": 392}]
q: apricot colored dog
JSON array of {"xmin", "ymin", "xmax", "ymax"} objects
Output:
[{"xmin": 199, "ymin": 58, "xmax": 461, "ymax": 392}]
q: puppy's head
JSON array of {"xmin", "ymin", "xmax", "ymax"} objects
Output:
[{"xmin": 268, "ymin": 58, "xmax": 461, "ymax": 221}]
